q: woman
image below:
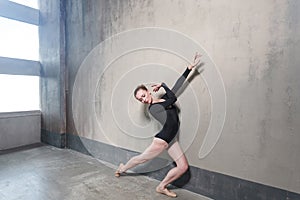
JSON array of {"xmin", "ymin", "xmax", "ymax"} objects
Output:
[{"xmin": 115, "ymin": 53, "xmax": 201, "ymax": 198}]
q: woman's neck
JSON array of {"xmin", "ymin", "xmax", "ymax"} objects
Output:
[{"xmin": 151, "ymin": 98, "xmax": 165, "ymax": 104}]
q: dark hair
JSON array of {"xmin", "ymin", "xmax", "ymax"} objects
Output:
[{"xmin": 134, "ymin": 84, "xmax": 148, "ymax": 97}]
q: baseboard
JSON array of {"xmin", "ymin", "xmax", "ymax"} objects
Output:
[
  {"xmin": 41, "ymin": 129, "xmax": 66, "ymax": 148},
  {"xmin": 0, "ymin": 143, "xmax": 45, "ymax": 155}
]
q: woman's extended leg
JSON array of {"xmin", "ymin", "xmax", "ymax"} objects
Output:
[
  {"xmin": 156, "ymin": 141, "xmax": 188, "ymax": 198},
  {"xmin": 115, "ymin": 138, "xmax": 168, "ymax": 176}
]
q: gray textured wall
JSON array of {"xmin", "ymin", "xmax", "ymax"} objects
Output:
[
  {"xmin": 39, "ymin": 0, "xmax": 66, "ymax": 135},
  {"xmin": 0, "ymin": 111, "xmax": 41, "ymax": 150},
  {"xmin": 40, "ymin": 0, "xmax": 300, "ymax": 194}
]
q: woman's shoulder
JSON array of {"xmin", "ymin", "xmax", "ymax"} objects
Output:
[{"xmin": 149, "ymin": 103, "xmax": 164, "ymax": 111}]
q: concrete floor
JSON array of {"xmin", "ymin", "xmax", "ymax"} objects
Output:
[{"xmin": 0, "ymin": 144, "xmax": 211, "ymax": 200}]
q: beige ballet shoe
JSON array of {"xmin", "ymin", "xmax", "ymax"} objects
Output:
[
  {"xmin": 115, "ymin": 163, "xmax": 124, "ymax": 177},
  {"xmin": 156, "ymin": 186, "xmax": 177, "ymax": 198}
]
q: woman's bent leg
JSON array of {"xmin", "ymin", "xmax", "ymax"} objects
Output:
[
  {"xmin": 156, "ymin": 141, "xmax": 188, "ymax": 197},
  {"xmin": 116, "ymin": 138, "xmax": 168, "ymax": 176}
]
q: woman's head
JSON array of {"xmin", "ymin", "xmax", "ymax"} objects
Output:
[{"xmin": 134, "ymin": 84, "xmax": 152, "ymax": 104}]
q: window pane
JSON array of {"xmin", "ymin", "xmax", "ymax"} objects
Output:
[
  {"xmin": 9, "ymin": 0, "xmax": 38, "ymax": 9},
  {"xmin": 0, "ymin": 74, "xmax": 40, "ymax": 112},
  {"xmin": 0, "ymin": 17, "xmax": 39, "ymax": 61}
]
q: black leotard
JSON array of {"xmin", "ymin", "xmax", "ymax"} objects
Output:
[{"xmin": 149, "ymin": 68, "xmax": 191, "ymax": 143}]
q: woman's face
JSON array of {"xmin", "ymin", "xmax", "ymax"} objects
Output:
[{"xmin": 135, "ymin": 89, "xmax": 152, "ymax": 104}]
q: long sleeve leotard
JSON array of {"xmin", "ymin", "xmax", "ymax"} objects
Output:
[{"xmin": 148, "ymin": 67, "xmax": 191, "ymax": 143}]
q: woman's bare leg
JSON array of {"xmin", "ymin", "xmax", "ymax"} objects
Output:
[
  {"xmin": 156, "ymin": 141, "xmax": 188, "ymax": 198},
  {"xmin": 115, "ymin": 138, "xmax": 168, "ymax": 176}
]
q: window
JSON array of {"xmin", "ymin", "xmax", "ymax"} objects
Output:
[
  {"xmin": 0, "ymin": 0, "xmax": 40, "ymax": 112},
  {"xmin": 0, "ymin": 16, "xmax": 39, "ymax": 61},
  {"xmin": 9, "ymin": 0, "xmax": 38, "ymax": 9},
  {"xmin": 0, "ymin": 74, "xmax": 40, "ymax": 112}
]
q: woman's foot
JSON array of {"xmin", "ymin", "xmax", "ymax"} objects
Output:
[
  {"xmin": 115, "ymin": 163, "xmax": 124, "ymax": 177},
  {"xmin": 156, "ymin": 186, "xmax": 177, "ymax": 198}
]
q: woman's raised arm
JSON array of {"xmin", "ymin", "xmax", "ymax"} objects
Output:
[{"xmin": 171, "ymin": 53, "xmax": 201, "ymax": 95}]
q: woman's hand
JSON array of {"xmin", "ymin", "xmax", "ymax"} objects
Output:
[
  {"xmin": 188, "ymin": 52, "xmax": 202, "ymax": 70},
  {"xmin": 151, "ymin": 83, "xmax": 162, "ymax": 92}
]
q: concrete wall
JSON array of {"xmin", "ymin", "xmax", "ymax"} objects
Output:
[
  {"xmin": 39, "ymin": 0, "xmax": 67, "ymax": 147},
  {"xmin": 0, "ymin": 111, "xmax": 41, "ymax": 150},
  {"xmin": 39, "ymin": 0, "xmax": 300, "ymax": 198},
  {"xmin": 65, "ymin": 0, "xmax": 300, "ymax": 194}
]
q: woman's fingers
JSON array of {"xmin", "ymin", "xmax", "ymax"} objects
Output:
[
  {"xmin": 193, "ymin": 53, "xmax": 202, "ymax": 66},
  {"xmin": 195, "ymin": 53, "xmax": 202, "ymax": 60},
  {"xmin": 151, "ymin": 84, "xmax": 160, "ymax": 92}
]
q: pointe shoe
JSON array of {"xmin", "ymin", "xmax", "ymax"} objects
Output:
[
  {"xmin": 115, "ymin": 163, "xmax": 124, "ymax": 177},
  {"xmin": 156, "ymin": 186, "xmax": 177, "ymax": 198}
]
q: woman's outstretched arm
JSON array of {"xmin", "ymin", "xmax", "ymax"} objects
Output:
[{"xmin": 171, "ymin": 53, "xmax": 201, "ymax": 95}]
